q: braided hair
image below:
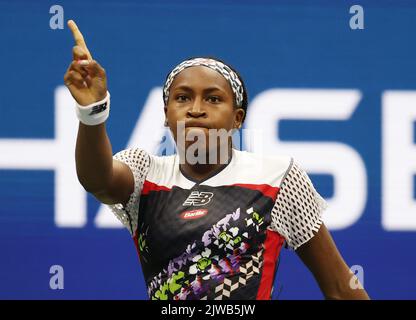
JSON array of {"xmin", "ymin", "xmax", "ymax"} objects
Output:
[{"xmin": 163, "ymin": 56, "xmax": 249, "ymax": 123}]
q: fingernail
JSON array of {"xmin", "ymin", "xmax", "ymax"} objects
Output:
[{"xmin": 78, "ymin": 60, "xmax": 90, "ymax": 66}]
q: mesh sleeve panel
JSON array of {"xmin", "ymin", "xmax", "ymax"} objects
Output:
[
  {"xmin": 107, "ymin": 148, "xmax": 150, "ymax": 235},
  {"xmin": 270, "ymin": 160, "xmax": 328, "ymax": 250}
]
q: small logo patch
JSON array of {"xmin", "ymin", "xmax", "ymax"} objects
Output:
[
  {"xmin": 88, "ymin": 102, "xmax": 108, "ymax": 115},
  {"xmin": 180, "ymin": 209, "xmax": 208, "ymax": 220},
  {"xmin": 182, "ymin": 191, "xmax": 214, "ymax": 206}
]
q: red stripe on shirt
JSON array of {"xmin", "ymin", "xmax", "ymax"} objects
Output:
[
  {"xmin": 230, "ymin": 184, "xmax": 280, "ymax": 201},
  {"xmin": 133, "ymin": 229, "xmax": 140, "ymax": 258},
  {"xmin": 142, "ymin": 180, "xmax": 171, "ymax": 195},
  {"xmin": 256, "ymin": 230, "xmax": 285, "ymax": 300}
]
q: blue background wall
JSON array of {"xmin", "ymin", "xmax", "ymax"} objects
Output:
[{"xmin": 0, "ymin": 0, "xmax": 415, "ymax": 299}]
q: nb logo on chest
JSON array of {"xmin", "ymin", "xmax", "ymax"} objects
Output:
[{"xmin": 183, "ymin": 191, "xmax": 214, "ymax": 206}]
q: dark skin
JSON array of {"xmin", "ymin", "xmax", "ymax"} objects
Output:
[
  {"xmin": 65, "ymin": 20, "xmax": 369, "ymax": 300},
  {"xmin": 164, "ymin": 66, "xmax": 245, "ymax": 181}
]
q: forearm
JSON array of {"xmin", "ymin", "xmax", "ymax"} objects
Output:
[{"xmin": 75, "ymin": 122, "xmax": 114, "ymax": 193}]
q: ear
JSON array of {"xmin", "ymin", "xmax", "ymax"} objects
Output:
[
  {"xmin": 164, "ymin": 106, "xmax": 168, "ymax": 127},
  {"xmin": 234, "ymin": 108, "xmax": 245, "ymax": 129}
]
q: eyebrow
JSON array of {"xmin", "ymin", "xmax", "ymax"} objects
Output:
[{"xmin": 172, "ymin": 85, "xmax": 228, "ymax": 95}]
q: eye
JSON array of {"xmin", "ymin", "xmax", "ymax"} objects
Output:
[
  {"xmin": 175, "ymin": 95, "xmax": 190, "ymax": 102},
  {"xmin": 207, "ymin": 96, "xmax": 221, "ymax": 103}
]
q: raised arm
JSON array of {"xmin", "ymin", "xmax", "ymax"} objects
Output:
[{"xmin": 64, "ymin": 20, "xmax": 133, "ymax": 205}]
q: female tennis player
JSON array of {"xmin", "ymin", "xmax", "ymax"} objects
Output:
[{"xmin": 64, "ymin": 20, "xmax": 369, "ymax": 300}]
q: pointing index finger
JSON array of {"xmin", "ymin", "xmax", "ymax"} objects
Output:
[{"xmin": 67, "ymin": 20, "xmax": 93, "ymax": 60}]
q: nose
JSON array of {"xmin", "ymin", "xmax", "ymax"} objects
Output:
[{"xmin": 187, "ymin": 99, "xmax": 206, "ymax": 118}]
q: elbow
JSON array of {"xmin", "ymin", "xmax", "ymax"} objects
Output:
[
  {"xmin": 325, "ymin": 290, "xmax": 370, "ymax": 300},
  {"xmin": 76, "ymin": 174, "xmax": 120, "ymax": 205},
  {"xmin": 78, "ymin": 180, "xmax": 116, "ymax": 205},
  {"xmin": 323, "ymin": 281, "xmax": 370, "ymax": 300},
  {"xmin": 76, "ymin": 174, "xmax": 110, "ymax": 195},
  {"xmin": 76, "ymin": 166, "xmax": 114, "ymax": 195}
]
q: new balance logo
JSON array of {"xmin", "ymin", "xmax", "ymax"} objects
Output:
[
  {"xmin": 88, "ymin": 102, "xmax": 108, "ymax": 115},
  {"xmin": 182, "ymin": 191, "xmax": 214, "ymax": 206}
]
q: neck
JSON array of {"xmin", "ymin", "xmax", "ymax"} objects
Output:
[{"xmin": 179, "ymin": 143, "xmax": 233, "ymax": 182}]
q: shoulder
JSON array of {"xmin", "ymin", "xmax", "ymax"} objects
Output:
[
  {"xmin": 113, "ymin": 147, "xmax": 150, "ymax": 165},
  {"xmin": 113, "ymin": 148, "xmax": 178, "ymax": 185},
  {"xmin": 233, "ymin": 149, "xmax": 292, "ymax": 166},
  {"xmin": 270, "ymin": 159, "xmax": 328, "ymax": 250},
  {"xmin": 113, "ymin": 148, "xmax": 176, "ymax": 168},
  {"xmin": 232, "ymin": 149, "xmax": 293, "ymax": 186},
  {"xmin": 280, "ymin": 160, "xmax": 321, "ymax": 197},
  {"xmin": 116, "ymin": 149, "xmax": 180, "ymax": 186}
]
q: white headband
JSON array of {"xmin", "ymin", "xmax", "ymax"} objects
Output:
[{"xmin": 163, "ymin": 58, "xmax": 244, "ymax": 107}]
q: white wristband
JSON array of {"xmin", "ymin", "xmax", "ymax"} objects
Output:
[{"xmin": 75, "ymin": 91, "xmax": 110, "ymax": 126}]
